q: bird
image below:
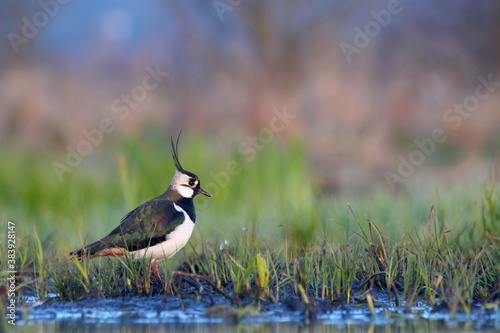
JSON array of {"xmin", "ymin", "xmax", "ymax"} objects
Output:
[{"xmin": 69, "ymin": 133, "xmax": 211, "ymax": 279}]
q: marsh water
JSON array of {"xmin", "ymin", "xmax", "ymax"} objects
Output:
[{"xmin": 10, "ymin": 292, "xmax": 500, "ymax": 332}]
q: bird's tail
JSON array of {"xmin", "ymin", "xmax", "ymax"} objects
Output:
[
  {"xmin": 69, "ymin": 247, "xmax": 86, "ymax": 260},
  {"xmin": 69, "ymin": 237, "xmax": 121, "ymax": 259}
]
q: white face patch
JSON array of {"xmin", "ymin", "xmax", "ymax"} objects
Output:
[
  {"xmin": 170, "ymin": 170, "xmax": 195, "ymax": 198},
  {"xmin": 177, "ymin": 185, "xmax": 194, "ymax": 198}
]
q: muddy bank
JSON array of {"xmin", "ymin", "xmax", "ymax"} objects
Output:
[
  {"xmin": 6, "ymin": 267, "xmax": 500, "ymax": 331},
  {"xmin": 12, "ymin": 289, "xmax": 500, "ymax": 332}
]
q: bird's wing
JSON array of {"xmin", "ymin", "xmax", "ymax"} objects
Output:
[
  {"xmin": 71, "ymin": 199, "xmax": 185, "ymax": 258},
  {"xmin": 105, "ymin": 199, "xmax": 186, "ymax": 251}
]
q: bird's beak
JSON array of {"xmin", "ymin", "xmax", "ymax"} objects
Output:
[{"xmin": 198, "ymin": 187, "xmax": 211, "ymax": 197}]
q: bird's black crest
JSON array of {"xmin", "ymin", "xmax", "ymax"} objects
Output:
[{"xmin": 171, "ymin": 130, "xmax": 184, "ymax": 172}]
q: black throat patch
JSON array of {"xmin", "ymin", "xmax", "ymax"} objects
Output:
[{"xmin": 175, "ymin": 197, "xmax": 196, "ymax": 222}]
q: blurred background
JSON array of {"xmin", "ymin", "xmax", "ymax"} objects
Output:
[{"xmin": 1, "ymin": 1, "xmax": 499, "ymax": 248}]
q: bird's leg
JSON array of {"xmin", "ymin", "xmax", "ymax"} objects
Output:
[
  {"xmin": 147, "ymin": 259, "xmax": 162, "ymax": 280},
  {"xmin": 145, "ymin": 260, "xmax": 161, "ymax": 292},
  {"xmin": 152, "ymin": 260, "xmax": 162, "ymax": 280}
]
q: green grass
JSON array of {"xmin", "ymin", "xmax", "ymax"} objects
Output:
[{"xmin": 0, "ymin": 134, "xmax": 499, "ymax": 322}]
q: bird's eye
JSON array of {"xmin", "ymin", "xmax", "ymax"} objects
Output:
[{"xmin": 189, "ymin": 179, "xmax": 195, "ymax": 186}]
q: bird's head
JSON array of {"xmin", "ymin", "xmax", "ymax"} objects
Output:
[{"xmin": 169, "ymin": 133, "xmax": 211, "ymax": 199}]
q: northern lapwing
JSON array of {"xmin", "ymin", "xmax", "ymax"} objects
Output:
[{"xmin": 69, "ymin": 133, "xmax": 211, "ymax": 278}]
